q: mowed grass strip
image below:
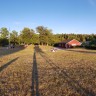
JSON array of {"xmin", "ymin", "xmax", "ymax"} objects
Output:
[{"xmin": 0, "ymin": 45, "xmax": 96, "ymax": 96}]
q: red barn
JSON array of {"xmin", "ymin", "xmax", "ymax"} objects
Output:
[{"xmin": 57, "ymin": 39, "xmax": 81, "ymax": 48}]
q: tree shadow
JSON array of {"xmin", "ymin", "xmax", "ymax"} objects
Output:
[
  {"xmin": 0, "ymin": 45, "xmax": 25, "ymax": 57},
  {"xmin": 34, "ymin": 45, "xmax": 44, "ymax": 54},
  {"xmin": 0, "ymin": 57, "xmax": 19, "ymax": 72},
  {"xmin": 35, "ymin": 45, "xmax": 96, "ymax": 96},
  {"xmin": 31, "ymin": 46, "xmax": 39, "ymax": 96}
]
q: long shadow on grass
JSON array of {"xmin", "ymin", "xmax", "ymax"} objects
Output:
[
  {"xmin": 0, "ymin": 57, "xmax": 19, "ymax": 72},
  {"xmin": 31, "ymin": 46, "xmax": 39, "ymax": 96},
  {"xmin": 35, "ymin": 45, "xmax": 96, "ymax": 96},
  {"xmin": 0, "ymin": 45, "xmax": 25, "ymax": 57}
]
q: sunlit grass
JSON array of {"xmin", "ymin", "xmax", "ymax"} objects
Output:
[{"xmin": 0, "ymin": 45, "xmax": 96, "ymax": 95}]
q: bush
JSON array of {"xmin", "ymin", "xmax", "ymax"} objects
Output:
[
  {"xmin": 85, "ymin": 46, "xmax": 96, "ymax": 50},
  {"xmin": 0, "ymin": 38, "xmax": 9, "ymax": 47},
  {"xmin": 85, "ymin": 39, "xmax": 96, "ymax": 50}
]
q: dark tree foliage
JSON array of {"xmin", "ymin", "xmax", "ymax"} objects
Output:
[
  {"xmin": 36, "ymin": 26, "xmax": 53, "ymax": 45},
  {"xmin": 0, "ymin": 26, "xmax": 96, "ymax": 50},
  {"xmin": 0, "ymin": 38, "xmax": 9, "ymax": 46},
  {"xmin": 0, "ymin": 27, "xmax": 9, "ymax": 38},
  {"xmin": 20, "ymin": 27, "xmax": 39, "ymax": 45},
  {"xmin": 10, "ymin": 30, "xmax": 19, "ymax": 45},
  {"xmin": 0, "ymin": 27, "xmax": 9, "ymax": 46}
]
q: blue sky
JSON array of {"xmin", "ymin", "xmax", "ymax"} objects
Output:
[{"xmin": 0, "ymin": 0, "xmax": 96, "ymax": 34}]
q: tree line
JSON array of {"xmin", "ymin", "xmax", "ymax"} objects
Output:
[{"xmin": 0, "ymin": 26, "xmax": 96, "ymax": 48}]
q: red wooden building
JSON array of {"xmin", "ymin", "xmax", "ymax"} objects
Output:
[{"xmin": 56, "ymin": 39, "xmax": 81, "ymax": 48}]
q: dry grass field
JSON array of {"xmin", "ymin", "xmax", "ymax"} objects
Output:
[{"xmin": 0, "ymin": 45, "xmax": 96, "ymax": 96}]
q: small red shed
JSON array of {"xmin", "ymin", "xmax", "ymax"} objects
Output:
[{"xmin": 58, "ymin": 39, "xmax": 81, "ymax": 48}]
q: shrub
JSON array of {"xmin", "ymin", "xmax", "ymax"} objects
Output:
[
  {"xmin": 85, "ymin": 39, "xmax": 96, "ymax": 50},
  {"xmin": 0, "ymin": 38, "xmax": 9, "ymax": 46}
]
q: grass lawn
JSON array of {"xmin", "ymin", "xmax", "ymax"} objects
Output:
[{"xmin": 0, "ymin": 45, "xmax": 96, "ymax": 96}]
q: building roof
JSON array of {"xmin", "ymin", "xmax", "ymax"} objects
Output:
[{"xmin": 59, "ymin": 39, "xmax": 81, "ymax": 44}]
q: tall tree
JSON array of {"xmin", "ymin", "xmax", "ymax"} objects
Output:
[
  {"xmin": 36, "ymin": 26, "xmax": 53, "ymax": 45},
  {"xmin": 36, "ymin": 26, "xmax": 45, "ymax": 45},
  {"xmin": 10, "ymin": 30, "xmax": 18, "ymax": 44},
  {"xmin": 20, "ymin": 27, "xmax": 36, "ymax": 44},
  {"xmin": 20, "ymin": 27, "xmax": 31, "ymax": 44},
  {"xmin": 30, "ymin": 29, "xmax": 39, "ymax": 44},
  {"xmin": 0, "ymin": 27, "xmax": 9, "ymax": 46},
  {"xmin": 0, "ymin": 27, "xmax": 9, "ymax": 38}
]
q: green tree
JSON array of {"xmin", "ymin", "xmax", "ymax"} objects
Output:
[
  {"xmin": 20, "ymin": 27, "xmax": 35, "ymax": 44},
  {"xmin": 31, "ymin": 34, "xmax": 39, "ymax": 44},
  {"xmin": 10, "ymin": 30, "xmax": 19, "ymax": 44},
  {"xmin": 0, "ymin": 27, "xmax": 9, "ymax": 46},
  {"xmin": 36, "ymin": 26, "xmax": 53, "ymax": 45},
  {"xmin": 30, "ymin": 29, "xmax": 39, "ymax": 44},
  {"xmin": 0, "ymin": 27, "xmax": 9, "ymax": 38}
]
